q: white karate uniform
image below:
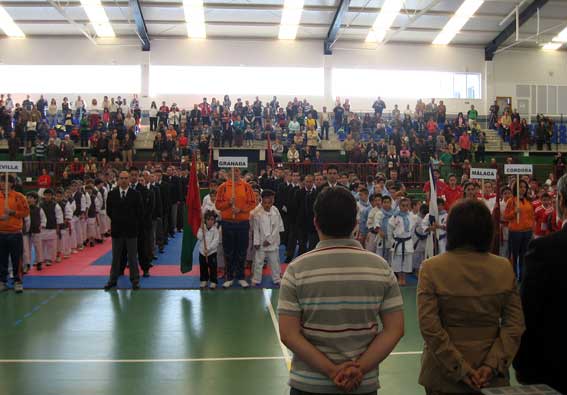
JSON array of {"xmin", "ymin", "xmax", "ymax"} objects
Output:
[
  {"xmin": 42, "ymin": 203, "xmax": 64, "ymax": 263},
  {"xmin": 375, "ymin": 209, "xmax": 394, "ymax": 263},
  {"xmin": 201, "ymin": 200, "xmax": 224, "ymax": 269},
  {"xmin": 57, "ymin": 201, "xmax": 73, "ymax": 257},
  {"xmin": 80, "ymin": 192, "xmax": 91, "ymax": 244},
  {"xmin": 23, "ymin": 212, "xmax": 46, "ymax": 267},
  {"xmin": 66, "ymin": 199, "xmax": 78, "ymax": 252},
  {"xmin": 252, "ymin": 206, "xmax": 284, "ymax": 284},
  {"xmin": 98, "ymin": 186, "xmax": 110, "ymax": 236},
  {"xmin": 438, "ymin": 211, "xmax": 448, "ymax": 254},
  {"xmin": 389, "ymin": 213, "xmax": 417, "ymax": 274},
  {"xmin": 412, "ymin": 214, "xmax": 427, "ymax": 271},
  {"xmin": 365, "ymin": 207, "xmax": 380, "ymax": 253},
  {"xmin": 86, "ymin": 192, "xmax": 102, "ymax": 240},
  {"xmin": 197, "ymin": 226, "xmax": 219, "ymax": 256}
]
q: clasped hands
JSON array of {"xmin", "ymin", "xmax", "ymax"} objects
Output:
[
  {"xmin": 328, "ymin": 361, "xmax": 365, "ymax": 393},
  {"xmin": 463, "ymin": 365, "xmax": 494, "ymax": 391}
]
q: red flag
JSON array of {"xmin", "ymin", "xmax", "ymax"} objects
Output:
[
  {"xmin": 266, "ymin": 132, "xmax": 275, "ymax": 168},
  {"xmin": 187, "ymin": 155, "xmax": 202, "ymax": 236}
]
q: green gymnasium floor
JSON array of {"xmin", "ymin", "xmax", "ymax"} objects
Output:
[{"xmin": 0, "ymin": 287, "xmax": 423, "ymax": 395}]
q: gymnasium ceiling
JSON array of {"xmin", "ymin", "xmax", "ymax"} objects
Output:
[{"xmin": 1, "ymin": 0, "xmax": 567, "ymax": 50}]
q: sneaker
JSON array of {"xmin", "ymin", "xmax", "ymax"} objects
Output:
[
  {"xmin": 63, "ymin": 255, "xmax": 70, "ymax": 259},
  {"xmin": 56, "ymin": 256, "xmax": 62, "ymax": 263},
  {"xmin": 0, "ymin": 282, "xmax": 7, "ymax": 292},
  {"xmin": 238, "ymin": 280, "xmax": 250, "ymax": 289},
  {"xmin": 14, "ymin": 282, "xmax": 23, "ymax": 293},
  {"xmin": 222, "ymin": 280, "xmax": 233, "ymax": 289},
  {"xmin": 209, "ymin": 282, "xmax": 217, "ymax": 289},
  {"xmin": 199, "ymin": 281, "xmax": 207, "ymax": 289},
  {"xmin": 46, "ymin": 261, "xmax": 52, "ymax": 267},
  {"xmin": 78, "ymin": 246, "xmax": 84, "ymax": 251},
  {"xmin": 23, "ymin": 265, "xmax": 29, "ymax": 274},
  {"xmin": 72, "ymin": 249, "xmax": 78, "ymax": 254},
  {"xmin": 36, "ymin": 263, "xmax": 43, "ymax": 271}
]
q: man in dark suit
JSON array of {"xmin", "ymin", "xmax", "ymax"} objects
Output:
[
  {"xmin": 154, "ymin": 169, "xmax": 170, "ymax": 247},
  {"xmin": 296, "ymin": 174, "xmax": 319, "ymax": 255},
  {"xmin": 275, "ymin": 170, "xmax": 291, "ymax": 247},
  {"xmin": 164, "ymin": 166, "xmax": 181, "ymax": 237},
  {"xmin": 132, "ymin": 169, "xmax": 154, "ymax": 277},
  {"xmin": 285, "ymin": 171, "xmax": 301, "ymax": 263},
  {"xmin": 177, "ymin": 167, "xmax": 189, "ymax": 233},
  {"xmin": 514, "ymin": 174, "xmax": 567, "ymax": 394},
  {"xmin": 104, "ymin": 171, "xmax": 144, "ymax": 291}
]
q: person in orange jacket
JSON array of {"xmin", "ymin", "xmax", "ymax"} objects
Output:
[
  {"xmin": 215, "ymin": 167, "xmax": 257, "ymax": 289},
  {"xmin": 0, "ymin": 175, "xmax": 31, "ymax": 293},
  {"xmin": 504, "ymin": 179, "xmax": 534, "ymax": 279}
]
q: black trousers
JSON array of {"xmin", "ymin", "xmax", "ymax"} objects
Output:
[
  {"xmin": 110, "ymin": 237, "xmax": 139, "ymax": 284},
  {"xmin": 137, "ymin": 225, "xmax": 152, "ymax": 272},
  {"xmin": 297, "ymin": 228, "xmax": 318, "ymax": 256},
  {"xmin": 286, "ymin": 223, "xmax": 300, "ymax": 260},
  {"xmin": 199, "ymin": 253, "xmax": 218, "ymax": 283}
]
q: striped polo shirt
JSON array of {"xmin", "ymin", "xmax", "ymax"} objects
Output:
[{"xmin": 278, "ymin": 238, "xmax": 403, "ymax": 394}]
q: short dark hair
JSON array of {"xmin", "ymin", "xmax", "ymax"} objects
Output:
[
  {"xmin": 261, "ymin": 189, "xmax": 275, "ymax": 199},
  {"xmin": 314, "ymin": 187, "xmax": 357, "ymax": 238},
  {"xmin": 381, "ymin": 195, "xmax": 392, "ymax": 203},
  {"xmin": 43, "ymin": 188, "xmax": 54, "ymax": 195},
  {"xmin": 447, "ymin": 200, "xmax": 494, "ymax": 253},
  {"xmin": 204, "ymin": 210, "xmax": 216, "ymax": 221},
  {"xmin": 326, "ymin": 164, "xmax": 339, "ymax": 172}
]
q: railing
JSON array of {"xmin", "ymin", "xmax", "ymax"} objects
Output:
[{"xmin": 20, "ymin": 160, "xmax": 566, "ymax": 191}]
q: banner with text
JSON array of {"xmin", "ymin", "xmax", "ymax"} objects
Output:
[
  {"xmin": 0, "ymin": 161, "xmax": 23, "ymax": 173},
  {"xmin": 218, "ymin": 156, "xmax": 249, "ymax": 168},
  {"xmin": 504, "ymin": 164, "xmax": 533, "ymax": 175},
  {"xmin": 470, "ymin": 168, "xmax": 498, "ymax": 180}
]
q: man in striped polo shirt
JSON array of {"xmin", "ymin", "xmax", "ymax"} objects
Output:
[{"xmin": 278, "ymin": 187, "xmax": 404, "ymax": 395}]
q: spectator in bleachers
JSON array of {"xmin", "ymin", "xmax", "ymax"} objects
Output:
[{"xmin": 287, "ymin": 144, "xmax": 300, "ymax": 163}]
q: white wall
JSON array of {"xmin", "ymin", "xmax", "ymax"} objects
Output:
[{"xmin": 2, "ymin": 37, "xmax": 543, "ymax": 116}]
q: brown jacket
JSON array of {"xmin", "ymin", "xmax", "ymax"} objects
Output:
[{"xmin": 417, "ymin": 250, "xmax": 525, "ymax": 393}]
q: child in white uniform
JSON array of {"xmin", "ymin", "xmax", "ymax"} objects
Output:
[
  {"xmin": 24, "ymin": 192, "xmax": 45, "ymax": 272},
  {"xmin": 55, "ymin": 188, "xmax": 73, "ymax": 260},
  {"xmin": 40, "ymin": 189, "xmax": 64, "ymax": 267},
  {"xmin": 389, "ymin": 197, "xmax": 416, "ymax": 286},
  {"xmin": 412, "ymin": 204, "xmax": 428, "ymax": 273},
  {"xmin": 65, "ymin": 188, "xmax": 77, "ymax": 254},
  {"xmin": 365, "ymin": 195, "xmax": 382, "ymax": 253},
  {"xmin": 197, "ymin": 211, "xmax": 220, "ymax": 289},
  {"xmin": 437, "ymin": 199, "xmax": 448, "ymax": 254},
  {"xmin": 252, "ymin": 190, "xmax": 284, "ymax": 286},
  {"xmin": 85, "ymin": 185, "xmax": 101, "ymax": 247},
  {"xmin": 376, "ymin": 195, "xmax": 395, "ymax": 264},
  {"xmin": 96, "ymin": 179, "xmax": 109, "ymax": 238}
]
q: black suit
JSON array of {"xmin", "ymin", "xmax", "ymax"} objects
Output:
[
  {"xmin": 275, "ymin": 181, "xmax": 291, "ymax": 246},
  {"xmin": 151, "ymin": 183, "xmax": 164, "ymax": 251},
  {"xmin": 513, "ymin": 225, "xmax": 567, "ymax": 394},
  {"xmin": 177, "ymin": 176, "xmax": 188, "ymax": 232},
  {"xmin": 296, "ymin": 187, "xmax": 319, "ymax": 255},
  {"xmin": 135, "ymin": 183, "xmax": 154, "ymax": 272},
  {"xmin": 157, "ymin": 180, "xmax": 170, "ymax": 242},
  {"xmin": 285, "ymin": 184, "xmax": 301, "ymax": 261},
  {"xmin": 106, "ymin": 187, "xmax": 143, "ymax": 285},
  {"xmin": 164, "ymin": 175, "xmax": 181, "ymax": 235}
]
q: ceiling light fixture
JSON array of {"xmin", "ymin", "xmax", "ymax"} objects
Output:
[
  {"xmin": 279, "ymin": 0, "xmax": 304, "ymax": 40},
  {"xmin": 0, "ymin": 6, "xmax": 25, "ymax": 38},
  {"xmin": 80, "ymin": 0, "xmax": 115, "ymax": 38},
  {"xmin": 183, "ymin": 0, "xmax": 206, "ymax": 39},
  {"xmin": 433, "ymin": 0, "xmax": 484, "ymax": 45},
  {"xmin": 366, "ymin": 0, "xmax": 403, "ymax": 43}
]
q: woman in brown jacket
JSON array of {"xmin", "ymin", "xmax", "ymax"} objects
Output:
[{"xmin": 417, "ymin": 199, "xmax": 525, "ymax": 395}]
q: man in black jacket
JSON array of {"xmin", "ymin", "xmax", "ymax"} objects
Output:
[
  {"xmin": 296, "ymin": 174, "xmax": 318, "ymax": 255},
  {"xmin": 164, "ymin": 166, "xmax": 181, "ymax": 237},
  {"xmin": 514, "ymin": 174, "xmax": 567, "ymax": 394},
  {"xmin": 275, "ymin": 170, "xmax": 291, "ymax": 247},
  {"xmin": 104, "ymin": 171, "xmax": 144, "ymax": 291},
  {"xmin": 154, "ymin": 169, "xmax": 170, "ymax": 246},
  {"xmin": 285, "ymin": 172, "xmax": 301, "ymax": 263},
  {"xmin": 177, "ymin": 168, "xmax": 189, "ymax": 233},
  {"xmin": 130, "ymin": 168, "xmax": 154, "ymax": 277}
]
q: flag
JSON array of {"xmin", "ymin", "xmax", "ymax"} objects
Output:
[
  {"xmin": 266, "ymin": 132, "xmax": 275, "ymax": 168},
  {"xmin": 180, "ymin": 155, "xmax": 202, "ymax": 273},
  {"xmin": 425, "ymin": 164, "xmax": 439, "ymax": 259}
]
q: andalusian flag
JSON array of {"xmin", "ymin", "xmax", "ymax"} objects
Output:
[{"xmin": 180, "ymin": 155, "xmax": 202, "ymax": 273}]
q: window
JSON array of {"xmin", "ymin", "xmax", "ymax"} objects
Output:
[
  {"xmin": 0, "ymin": 65, "xmax": 141, "ymax": 94},
  {"xmin": 149, "ymin": 66, "xmax": 324, "ymax": 96},
  {"xmin": 332, "ymin": 68, "xmax": 481, "ymax": 100}
]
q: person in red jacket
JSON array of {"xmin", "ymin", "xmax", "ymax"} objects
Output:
[
  {"xmin": 37, "ymin": 168, "xmax": 52, "ymax": 197},
  {"xmin": 510, "ymin": 118, "xmax": 521, "ymax": 150},
  {"xmin": 534, "ymin": 193, "xmax": 554, "ymax": 238}
]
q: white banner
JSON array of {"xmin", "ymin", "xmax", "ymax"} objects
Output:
[
  {"xmin": 470, "ymin": 168, "xmax": 497, "ymax": 180},
  {"xmin": 504, "ymin": 164, "xmax": 533, "ymax": 175},
  {"xmin": 0, "ymin": 161, "xmax": 23, "ymax": 173},
  {"xmin": 218, "ymin": 156, "xmax": 248, "ymax": 168}
]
